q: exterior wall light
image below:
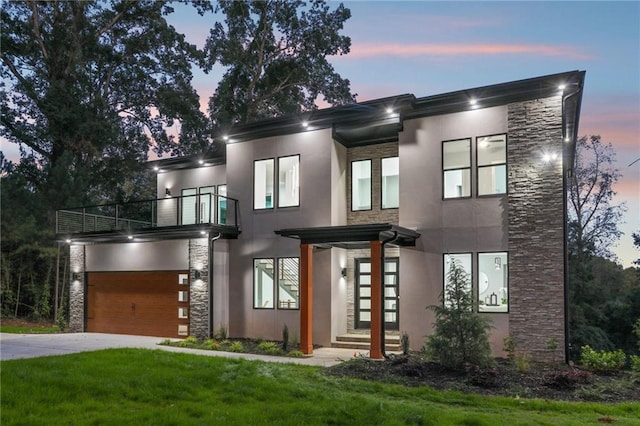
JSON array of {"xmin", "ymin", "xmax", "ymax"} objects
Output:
[
  {"xmin": 198, "ymin": 159, "xmax": 204, "ymax": 165},
  {"xmin": 542, "ymin": 152, "xmax": 559, "ymax": 163},
  {"xmin": 194, "ymin": 270, "xmax": 202, "ymax": 280},
  {"xmin": 153, "ymin": 166, "xmax": 159, "ymax": 172},
  {"xmin": 165, "ymin": 188, "xmax": 172, "ymax": 197},
  {"xmin": 341, "ymin": 267, "xmax": 347, "ymax": 278},
  {"xmin": 386, "ymin": 107, "xmax": 393, "ymax": 114},
  {"xmin": 558, "ymin": 84, "xmax": 566, "ymax": 90},
  {"xmin": 72, "ymin": 272, "xmax": 82, "ymax": 281},
  {"xmin": 301, "ymin": 121, "xmax": 309, "ymax": 128},
  {"xmin": 127, "ymin": 235, "xmax": 134, "ymax": 240},
  {"xmin": 65, "ymin": 239, "xmax": 72, "ymax": 244}
]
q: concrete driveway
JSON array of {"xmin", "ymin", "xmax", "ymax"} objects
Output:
[{"xmin": 0, "ymin": 332, "xmax": 356, "ymax": 366}]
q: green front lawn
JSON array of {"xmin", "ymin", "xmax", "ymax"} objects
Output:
[
  {"xmin": 1, "ymin": 349, "xmax": 638, "ymax": 425},
  {"xmin": 0, "ymin": 325, "xmax": 61, "ymax": 334}
]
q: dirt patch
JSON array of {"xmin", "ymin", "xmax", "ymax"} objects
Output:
[{"xmin": 324, "ymin": 354, "xmax": 640, "ymax": 403}]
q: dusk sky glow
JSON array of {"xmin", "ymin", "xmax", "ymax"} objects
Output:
[
  {"xmin": 166, "ymin": 1, "xmax": 639, "ymax": 267},
  {"xmin": 1, "ymin": 1, "xmax": 637, "ymax": 266}
]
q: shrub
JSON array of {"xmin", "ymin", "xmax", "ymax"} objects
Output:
[
  {"xmin": 203, "ymin": 339, "xmax": 220, "ymax": 350},
  {"xmin": 228, "ymin": 341, "xmax": 244, "ymax": 353},
  {"xmin": 580, "ymin": 345, "xmax": 626, "ymax": 372},
  {"xmin": 214, "ymin": 324, "xmax": 228, "ymax": 340},
  {"xmin": 503, "ymin": 336, "xmax": 517, "ymax": 361},
  {"xmin": 287, "ymin": 350, "xmax": 304, "ymax": 358},
  {"xmin": 630, "ymin": 355, "xmax": 640, "ymax": 373},
  {"xmin": 291, "ymin": 332, "xmax": 299, "ymax": 350},
  {"xmin": 546, "ymin": 337, "xmax": 559, "ymax": 364},
  {"xmin": 425, "ymin": 258, "xmax": 493, "ymax": 370},
  {"xmin": 515, "ymin": 353, "xmax": 530, "ymax": 373},
  {"xmin": 178, "ymin": 336, "xmax": 199, "ymax": 348},
  {"xmin": 159, "ymin": 338, "xmax": 173, "ymax": 346},
  {"xmin": 282, "ymin": 324, "xmax": 289, "ymax": 352},
  {"xmin": 258, "ymin": 341, "xmax": 282, "ymax": 355},
  {"xmin": 400, "ymin": 332, "xmax": 410, "ymax": 356},
  {"xmin": 543, "ymin": 370, "xmax": 592, "ymax": 390}
]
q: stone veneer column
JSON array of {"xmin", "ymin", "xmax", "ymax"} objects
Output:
[
  {"xmin": 69, "ymin": 245, "xmax": 85, "ymax": 332},
  {"xmin": 507, "ymin": 96, "xmax": 565, "ymax": 361},
  {"xmin": 189, "ymin": 238, "xmax": 209, "ymax": 339}
]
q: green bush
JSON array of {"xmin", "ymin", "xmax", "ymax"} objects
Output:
[
  {"xmin": 203, "ymin": 339, "xmax": 220, "ymax": 350},
  {"xmin": 214, "ymin": 324, "xmax": 228, "ymax": 340},
  {"xmin": 282, "ymin": 324, "xmax": 289, "ymax": 352},
  {"xmin": 400, "ymin": 332, "xmax": 410, "ymax": 356},
  {"xmin": 258, "ymin": 341, "xmax": 282, "ymax": 355},
  {"xmin": 178, "ymin": 336, "xmax": 199, "ymax": 348},
  {"xmin": 630, "ymin": 355, "xmax": 640, "ymax": 373},
  {"xmin": 228, "ymin": 341, "xmax": 244, "ymax": 353},
  {"xmin": 579, "ymin": 345, "xmax": 626, "ymax": 372},
  {"xmin": 287, "ymin": 350, "xmax": 304, "ymax": 358},
  {"xmin": 425, "ymin": 258, "xmax": 493, "ymax": 370}
]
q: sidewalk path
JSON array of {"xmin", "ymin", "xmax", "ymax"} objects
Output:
[{"xmin": 0, "ymin": 332, "xmax": 361, "ymax": 367}]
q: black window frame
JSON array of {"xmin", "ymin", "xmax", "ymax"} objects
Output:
[
  {"xmin": 380, "ymin": 156, "xmax": 399, "ymax": 210},
  {"xmin": 253, "ymin": 158, "xmax": 275, "ymax": 211},
  {"xmin": 442, "ymin": 138, "xmax": 472, "ymax": 200},
  {"xmin": 476, "ymin": 133, "xmax": 508, "ymax": 197},
  {"xmin": 351, "ymin": 158, "xmax": 373, "ymax": 212},
  {"xmin": 277, "ymin": 154, "xmax": 301, "ymax": 209},
  {"xmin": 476, "ymin": 251, "xmax": 509, "ymax": 314},
  {"xmin": 253, "ymin": 258, "xmax": 275, "ymax": 309},
  {"xmin": 276, "ymin": 256, "xmax": 300, "ymax": 310}
]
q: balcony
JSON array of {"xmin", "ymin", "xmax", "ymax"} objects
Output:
[{"xmin": 56, "ymin": 193, "xmax": 240, "ymax": 243}]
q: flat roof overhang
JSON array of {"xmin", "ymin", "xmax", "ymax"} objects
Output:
[
  {"xmin": 274, "ymin": 223, "xmax": 420, "ymax": 249},
  {"xmin": 58, "ymin": 224, "xmax": 240, "ymax": 245}
]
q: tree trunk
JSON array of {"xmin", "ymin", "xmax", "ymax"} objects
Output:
[{"xmin": 14, "ymin": 269, "xmax": 22, "ymax": 317}]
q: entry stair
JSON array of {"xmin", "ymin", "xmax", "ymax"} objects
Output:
[{"xmin": 332, "ymin": 333, "xmax": 401, "ymax": 351}]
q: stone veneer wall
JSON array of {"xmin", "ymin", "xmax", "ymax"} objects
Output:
[
  {"xmin": 189, "ymin": 238, "xmax": 209, "ymax": 339},
  {"xmin": 347, "ymin": 142, "xmax": 399, "ymax": 225},
  {"xmin": 346, "ymin": 247, "xmax": 400, "ymax": 334},
  {"xmin": 69, "ymin": 245, "xmax": 85, "ymax": 332},
  {"xmin": 507, "ymin": 96, "xmax": 566, "ymax": 361}
]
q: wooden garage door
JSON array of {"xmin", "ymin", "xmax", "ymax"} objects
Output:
[{"xmin": 87, "ymin": 271, "xmax": 189, "ymax": 338}]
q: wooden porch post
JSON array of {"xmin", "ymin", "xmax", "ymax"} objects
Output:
[
  {"xmin": 370, "ymin": 240, "xmax": 383, "ymax": 359},
  {"xmin": 300, "ymin": 243, "xmax": 314, "ymax": 354}
]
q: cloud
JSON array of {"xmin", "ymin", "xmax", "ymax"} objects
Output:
[{"xmin": 342, "ymin": 43, "xmax": 593, "ymax": 60}]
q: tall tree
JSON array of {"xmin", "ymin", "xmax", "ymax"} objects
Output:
[
  {"xmin": 204, "ymin": 0, "xmax": 356, "ymax": 126},
  {"xmin": 1, "ymin": 0, "xmax": 210, "ymax": 210},
  {"xmin": 568, "ymin": 135, "xmax": 626, "ymax": 260},
  {"xmin": 567, "ymin": 135, "xmax": 628, "ymax": 358},
  {"xmin": 0, "ymin": 0, "xmax": 210, "ymax": 321}
]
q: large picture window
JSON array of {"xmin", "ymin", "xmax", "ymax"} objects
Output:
[
  {"xmin": 278, "ymin": 257, "xmax": 299, "ymax": 309},
  {"xmin": 443, "ymin": 253, "xmax": 472, "ymax": 309},
  {"xmin": 381, "ymin": 157, "xmax": 399, "ymax": 209},
  {"xmin": 278, "ymin": 155, "xmax": 299, "ymax": 207},
  {"xmin": 254, "ymin": 159, "xmax": 274, "ymax": 209},
  {"xmin": 478, "ymin": 252, "xmax": 508, "ymax": 312},
  {"xmin": 254, "ymin": 259, "xmax": 275, "ymax": 309},
  {"xmin": 477, "ymin": 134, "xmax": 507, "ymax": 196},
  {"xmin": 443, "ymin": 139, "xmax": 471, "ymax": 199},
  {"xmin": 352, "ymin": 160, "xmax": 372, "ymax": 211}
]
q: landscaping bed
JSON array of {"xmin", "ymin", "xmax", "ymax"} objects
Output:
[
  {"xmin": 0, "ymin": 318, "xmax": 62, "ymax": 334},
  {"xmin": 159, "ymin": 336, "xmax": 307, "ymax": 358},
  {"xmin": 325, "ymin": 354, "xmax": 640, "ymax": 403}
]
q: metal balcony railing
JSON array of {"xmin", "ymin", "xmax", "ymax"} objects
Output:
[{"xmin": 56, "ymin": 193, "xmax": 239, "ymax": 234}]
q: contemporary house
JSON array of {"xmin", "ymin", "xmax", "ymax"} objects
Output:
[{"xmin": 57, "ymin": 70, "xmax": 585, "ymax": 361}]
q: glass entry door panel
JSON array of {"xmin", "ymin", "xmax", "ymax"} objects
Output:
[{"xmin": 355, "ymin": 257, "xmax": 399, "ymax": 330}]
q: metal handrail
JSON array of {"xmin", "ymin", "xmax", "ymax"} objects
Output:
[{"xmin": 56, "ymin": 192, "xmax": 239, "ymax": 234}]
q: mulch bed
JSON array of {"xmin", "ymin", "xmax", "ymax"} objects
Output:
[{"xmin": 324, "ymin": 354, "xmax": 640, "ymax": 403}]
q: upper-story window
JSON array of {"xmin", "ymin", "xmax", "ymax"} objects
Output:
[
  {"xmin": 254, "ymin": 159, "xmax": 275, "ymax": 209},
  {"xmin": 278, "ymin": 155, "xmax": 300, "ymax": 208},
  {"xmin": 443, "ymin": 139, "xmax": 471, "ymax": 199},
  {"xmin": 381, "ymin": 157, "xmax": 399, "ymax": 209},
  {"xmin": 477, "ymin": 134, "xmax": 507, "ymax": 196},
  {"xmin": 352, "ymin": 160, "xmax": 372, "ymax": 211}
]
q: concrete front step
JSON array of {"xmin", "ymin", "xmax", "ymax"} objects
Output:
[{"xmin": 332, "ymin": 333, "xmax": 401, "ymax": 350}]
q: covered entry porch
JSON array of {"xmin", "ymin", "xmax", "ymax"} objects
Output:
[{"xmin": 275, "ymin": 223, "xmax": 420, "ymax": 359}]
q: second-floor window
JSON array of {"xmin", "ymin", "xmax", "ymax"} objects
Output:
[
  {"xmin": 477, "ymin": 134, "xmax": 507, "ymax": 196},
  {"xmin": 443, "ymin": 139, "xmax": 471, "ymax": 199},
  {"xmin": 352, "ymin": 160, "xmax": 372, "ymax": 211},
  {"xmin": 254, "ymin": 159, "xmax": 275, "ymax": 209},
  {"xmin": 278, "ymin": 155, "xmax": 300, "ymax": 207},
  {"xmin": 381, "ymin": 157, "xmax": 399, "ymax": 209}
]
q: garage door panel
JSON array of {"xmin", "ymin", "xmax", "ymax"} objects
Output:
[{"xmin": 87, "ymin": 271, "xmax": 189, "ymax": 338}]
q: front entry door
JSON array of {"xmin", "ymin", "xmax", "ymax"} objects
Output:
[{"xmin": 355, "ymin": 257, "xmax": 399, "ymax": 330}]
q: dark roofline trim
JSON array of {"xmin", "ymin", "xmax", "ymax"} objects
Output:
[{"xmin": 147, "ymin": 70, "xmax": 585, "ymax": 170}]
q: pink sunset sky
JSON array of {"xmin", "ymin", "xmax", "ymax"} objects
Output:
[
  {"xmin": 1, "ymin": 2, "xmax": 638, "ymax": 266},
  {"xmin": 166, "ymin": 1, "xmax": 639, "ymax": 267}
]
